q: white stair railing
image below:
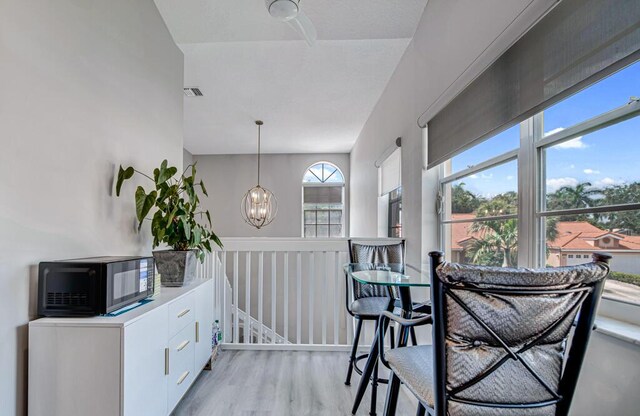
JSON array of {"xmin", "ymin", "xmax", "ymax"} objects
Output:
[
  {"xmin": 235, "ymin": 308, "xmax": 290, "ymax": 344},
  {"xmin": 201, "ymin": 237, "xmax": 403, "ymax": 351}
]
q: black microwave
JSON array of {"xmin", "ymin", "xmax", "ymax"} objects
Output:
[{"xmin": 38, "ymin": 256, "xmax": 155, "ymax": 317}]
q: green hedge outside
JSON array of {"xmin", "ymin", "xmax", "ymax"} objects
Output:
[{"xmin": 609, "ymin": 271, "xmax": 640, "ymax": 287}]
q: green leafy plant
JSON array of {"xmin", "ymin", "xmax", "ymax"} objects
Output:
[{"xmin": 116, "ymin": 159, "xmax": 222, "ymax": 261}]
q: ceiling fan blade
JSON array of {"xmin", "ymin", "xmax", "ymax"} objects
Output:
[{"xmin": 287, "ymin": 10, "xmax": 317, "ymax": 46}]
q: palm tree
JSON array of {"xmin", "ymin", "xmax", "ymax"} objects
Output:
[
  {"xmin": 547, "ymin": 182, "xmax": 601, "ymax": 210},
  {"xmin": 468, "ymin": 218, "xmax": 518, "ymax": 267},
  {"xmin": 465, "ymin": 193, "xmax": 519, "ymax": 267}
]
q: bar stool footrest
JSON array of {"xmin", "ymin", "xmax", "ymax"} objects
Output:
[{"xmin": 354, "ymin": 353, "xmax": 389, "ymax": 384}]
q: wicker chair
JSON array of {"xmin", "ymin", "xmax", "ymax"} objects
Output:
[{"xmin": 379, "ymin": 251, "xmax": 611, "ymax": 416}]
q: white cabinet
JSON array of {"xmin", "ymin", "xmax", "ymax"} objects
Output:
[
  {"xmin": 167, "ymin": 322, "xmax": 196, "ymax": 410},
  {"xmin": 29, "ymin": 278, "xmax": 214, "ymax": 416},
  {"xmin": 123, "ymin": 305, "xmax": 169, "ymax": 416},
  {"xmin": 168, "ymin": 291, "xmax": 196, "ymax": 336},
  {"xmin": 195, "ymin": 279, "xmax": 214, "ymax": 370}
]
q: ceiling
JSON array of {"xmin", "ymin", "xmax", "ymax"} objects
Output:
[{"xmin": 153, "ymin": 0, "xmax": 429, "ymax": 155}]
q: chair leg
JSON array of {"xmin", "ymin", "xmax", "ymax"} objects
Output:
[
  {"xmin": 389, "ymin": 325, "xmax": 395, "ymax": 349},
  {"xmin": 383, "ymin": 373, "xmax": 402, "ymax": 416},
  {"xmin": 410, "ymin": 326, "xmax": 418, "ymax": 346},
  {"xmin": 416, "ymin": 403, "xmax": 426, "ymax": 416},
  {"xmin": 345, "ymin": 318, "xmax": 363, "ymax": 385},
  {"xmin": 370, "ymin": 320, "xmax": 379, "ymax": 416}
]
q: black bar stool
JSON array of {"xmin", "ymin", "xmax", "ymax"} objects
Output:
[{"xmin": 344, "ymin": 240, "xmax": 408, "ymax": 415}]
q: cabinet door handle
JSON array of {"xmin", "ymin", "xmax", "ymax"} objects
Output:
[
  {"xmin": 195, "ymin": 321, "xmax": 200, "ymax": 343},
  {"xmin": 177, "ymin": 308, "xmax": 190, "ymax": 318},
  {"xmin": 177, "ymin": 371, "xmax": 190, "ymax": 385},
  {"xmin": 164, "ymin": 348, "xmax": 169, "ymax": 375},
  {"xmin": 177, "ymin": 340, "xmax": 190, "ymax": 352}
]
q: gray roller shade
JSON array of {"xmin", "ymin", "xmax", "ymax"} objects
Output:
[
  {"xmin": 303, "ymin": 186, "xmax": 343, "ymax": 204},
  {"xmin": 426, "ymin": 0, "xmax": 640, "ymax": 169}
]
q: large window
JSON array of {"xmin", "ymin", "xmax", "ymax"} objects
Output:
[
  {"xmin": 302, "ymin": 162, "xmax": 345, "ymax": 238},
  {"xmin": 441, "ymin": 126, "xmax": 519, "ymax": 267},
  {"xmin": 439, "ymin": 60, "xmax": 640, "ymax": 307}
]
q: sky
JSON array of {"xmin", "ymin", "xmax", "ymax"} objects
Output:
[{"xmin": 451, "ymin": 60, "xmax": 640, "ymax": 198}]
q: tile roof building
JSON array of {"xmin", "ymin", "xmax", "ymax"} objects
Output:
[
  {"xmin": 547, "ymin": 221, "xmax": 640, "ymax": 273},
  {"xmin": 448, "ymin": 215, "xmax": 640, "ymax": 275}
]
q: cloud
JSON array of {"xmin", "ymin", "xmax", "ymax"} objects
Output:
[
  {"xmin": 546, "ymin": 177, "xmax": 578, "ymax": 192},
  {"xmin": 545, "ymin": 127, "xmax": 565, "ymax": 136},
  {"xmin": 506, "ymin": 175, "xmax": 515, "ymax": 180},
  {"xmin": 468, "ymin": 173, "xmax": 493, "ymax": 180},
  {"xmin": 569, "ymin": 164, "xmax": 575, "ymax": 169},
  {"xmin": 583, "ymin": 168, "xmax": 600, "ymax": 174},
  {"xmin": 555, "ymin": 137, "xmax": 587, "ymax": 149},
  {"xmin": 544, "ymin": 127, "xmax": 587, "ymax": 149},
  {"xmin": 596, "ymin": 177, "xmax": 622, "ymax": 187}
]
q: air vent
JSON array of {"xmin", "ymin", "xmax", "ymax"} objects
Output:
[
  {"xmin": 47, "ymin": 292, "xmax": 88, "ymax": 306},
  {"xmin": 183, "ymin": 87, "xmax": 203, "ymax": 97}
]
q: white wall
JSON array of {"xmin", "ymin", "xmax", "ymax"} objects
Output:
[
  {"xmin": 349, "ymin": 0, "xmax": 558, "ymax": 266},
  {"xmin": 0, "ymin": 1, "xmax": 184, "ymax": 414},
  {"xmin": 349, "ymin": 43, "xmax": 424, "ymax": 265},
  {"xmin": 609, "ymin": 253, "xmax": 640, "ymax": 275},
  {"xmin": 184, "ymin": 148, "xmax": 195, "ymax": 169},
  {"xmin": 571, "ymin": 332, "xmax": 640, "ymax": 416},
  {"xmin": 349, "ymin": 0, "xmax": 640, "ymax": 412},
  {"xmin": 195, "ymin": 153, "xmax": 349, "ymax": 238}
]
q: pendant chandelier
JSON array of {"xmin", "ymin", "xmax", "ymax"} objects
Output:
[{"xmin": 241, "ymin": 120, "xmax": 278, "ymax": 229}]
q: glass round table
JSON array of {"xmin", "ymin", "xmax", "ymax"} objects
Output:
[{"xmin": 344, "ymin": 263, "xmax": 431, "ymax": 415}]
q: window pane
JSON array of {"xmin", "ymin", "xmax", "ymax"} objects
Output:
[
  {"xmin": 389, "ymin": 200, "xmax": 402, "ymax": 238},
  {"xmin": 304, "ymin": 225, "xmax": 316, "ymax": 238},
  {"xmin": 316, "ymin": 210, "xmax": 329, "ymax": 224},
  {"xmin": 449, "ymin": 125, "xmax": 519, "ymax": 174},
  {"xmin": 304, "ymin": 211, "xmax": 316, "ymax": 224},
  {"xmin": 389, "ymin": 187, "xmax": 402, "ymax": 200},
  {"xmin": 303, "ymin": 162, "xmax": 344, "ymax": 183},
  {"xmin": 330, "ymin": 210, "xmax": 342, "ymax": 224},
  {"xmin": 443, "ymin": 219, "xmax": 518, "ymax": 267},
  {"xmin": 317, "ymin": 225, "xmax": 329, "ymax": 238},
  {"xmin": 543, "ymin": 60, "xmax": 640, "ymax": 135},
  {"xmin": 544, "ymin": 211, "xmax": 640, "ymax": 305},
  {"xmin": 544, "ymin": 116, "xmax": 640, "ymax": 209},
  {"xmin": 323, "ymin": 166, "xmax": 344, "ymax": 183},
  {"xmin": 444, "ymin": 159, "xmax": 518, "ymax": 221},
  {"xmin": 329, "ymin": 225, "xmax": 342, "ymax": 238}
]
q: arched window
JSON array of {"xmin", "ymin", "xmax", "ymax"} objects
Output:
[{"xmin": 302, "ymin": 162, "xmax": 345, "ymax": 238}]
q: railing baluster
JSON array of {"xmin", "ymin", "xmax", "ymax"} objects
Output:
[
  {"xmin": 271, "ymin": 251, "xmax": 277, "ymax": 344},
  {"xmin": 284, "ymin": 252, "xmax": 289, "ymax": 343},
  {"xmin": 333, "ymin": 251, "xmax": 339, "ymax": 345},
  {"xmin": 245, "ymin": 252, "xmax": 251, "ymax": 344},
  {"xmin": 321, "ymin": 251, "xmax": 327, "ymax": 345},
  {"xmin": 233, "ymin": 251, "xmax": 239, "ymax": 344},
  {"xmin": 296, "ymin": 251, "xmax": 302, "ymax": 344},
  {"xmin": 221, "ymin": 251, "xmax": 227, "ymax": 342},
  {"xmin": 258, "ymin": 251, "xmax": 264, "ymax": 344},
  {"xmin": 308, "ymin": 251, "xmax": 315, "ymax": 344},
  {"xmin": 343, "ymin": 251, "xmax": 353, "ymax": 346}
]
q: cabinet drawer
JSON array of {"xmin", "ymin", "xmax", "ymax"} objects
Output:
[
  {"xmin": 168, "ymin": 291, "xmax": 195, "ymax": 337},
  {"xmin": 168, "ymin": 324, "xmax": 195, "ymax": 410}
]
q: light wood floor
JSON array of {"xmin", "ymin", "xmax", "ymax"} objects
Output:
[{"xmin": 173, "ymin": 350, "xmax": 418, "ymax": 416}]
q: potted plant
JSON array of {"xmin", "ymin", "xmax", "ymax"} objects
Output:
[{"xmin": 116, "ymin": 159, "xmax": 222, "ymax": 286}]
